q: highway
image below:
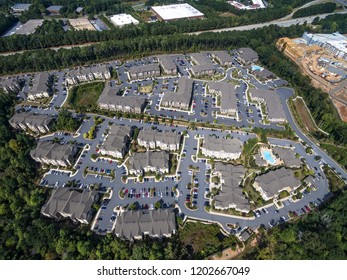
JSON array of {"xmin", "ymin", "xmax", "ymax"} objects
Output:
[{"xmin": 189, "ymin": 10, "xmax": 347, "ymax": 35}]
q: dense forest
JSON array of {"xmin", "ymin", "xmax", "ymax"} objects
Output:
[
  {"xmin": 1, "ymin": 2, "xmax": 347, "ymax": 260},
  {"xmin": 292, "ymin": 2, "xmax": 337, "ymax": 19},
  {"xmin": 1, "ymin": 15, "xmax": 347, "ymax": 150},
  {"xmin": 243, "ymin": 189, "xmax": 347, "ymax": 259},
  {"xmin": 0, "ymin": 14, "xmax": 17, "ymax": 35},
  {"xmin": 0, "ymin": 0, "xmax": 315, "ymax": 52},
  {"xmin": 0, "ymin": 89, "xmax": 240, "ymax": 259}
]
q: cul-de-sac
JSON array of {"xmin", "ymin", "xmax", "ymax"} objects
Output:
[{"xmin": 4, "ymin": 47, "xmax": 346, "ymax": 242}]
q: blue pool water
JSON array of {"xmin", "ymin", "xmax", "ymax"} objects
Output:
[
  {"xmin": 261, "ymin": 150, "xmax": 276, "ymax": 165},
  {"xmin": 252, "ymin": 65, "xmax": 263, "ymax": 71}
]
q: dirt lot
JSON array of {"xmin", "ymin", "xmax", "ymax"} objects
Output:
[
  {"xmin": 139, "ymin": 85, "xmax": 153, "ymax": 93},
  {"xmin": 68, "ymin": 18, "xmax": 95, "ymax": 31},
  {"xmin": 335, "ymin": 87, "xmax": 347, "ymax": 103},
  {"xmin": 332, "ymin": 98, "xmax": 347, "ymax": 122}
]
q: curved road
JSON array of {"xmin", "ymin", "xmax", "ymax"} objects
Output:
[{"xmin": 189, "ymin": 10, "xmax": 347, "ymax": 35}]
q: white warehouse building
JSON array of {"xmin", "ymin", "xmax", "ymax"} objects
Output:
[{"xmin": 110, "ymin": 14, "xmax": 139, "ymax": 28}]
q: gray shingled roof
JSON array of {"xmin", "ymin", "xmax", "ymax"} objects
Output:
[
  {"xmin": 190, "ymin": 52, "xmax": 215, "ymax": 73},
  {"xmin": 203, "ymin": 135, "xmax": 242, "ymax": 154},
  {"xmin": 214, "ymin": 163, "xmax": 249, "ymax": 212},
  {"xmin": 209, "ymin": 82, "xmax": 237, "ymax": 112},
  {"xmin": 273, "ymin": 147, "xmax": 301, "ymax": 167},
  {"xmin": 237, "ymin": 48, "xmax": 259, "ymax": 63},
  {"xmin": 41, "ymin": 188, "xmax": 97, "ymax": 222},
  {"xmin": 114, "ymin": 209, "xmax": 176, "ymax": 239},
  {"xmin": 98, "ymin": 82, "xmax": 147, "ymax": 110},
  {"xmin": 157, "ymin": 55, "xmax": 177, "ymax": 72},
  {"xmin": 138, "ymin": 128, "xmax": 181, "ymax": 146},
  {"xmin": 255, "ymin": 68, "xmax": 275, "ymax": 79},
  {"xmin": 67, "ymin": 65, "xmax": 109, "ymax": 79},
  {"xmin": 209, "ymin": 50, "xmax": 233, "ymax": 64},
  {"xmin": 10, "ymin": 111, "xmax": 55, "ymax": 128},
  {"xmin": 100, "ymin": 124, "xmax": 132, "ymax": 155},
  {"xmin": 129, "ymin": 64, "xmax": 160, "ymax": 75},
  {"xmin": 254, "ymin": 168, "xmax": 301, "ymax": 198},
  {"xmin": 31, "ymin": 142, "xmax": 77, "ymax": 162},
  {"xmin": 161, "ymin": 77, "xmax": 193, "ymax": 108},
  {"xmin": 128, "ymin": 151, "xmax": 169, "ymax": 171},
  {"xmin": 249, "ymin": 88, "xmax": 286, "ymax": 121},
  {"xmin": 29, "ymin": 72, "xmax": 50, "ymax": 95}
]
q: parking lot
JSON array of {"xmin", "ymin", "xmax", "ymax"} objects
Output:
[{"xmin": 10, "ymin": 50, "xmax": 347, "ymax": 235}]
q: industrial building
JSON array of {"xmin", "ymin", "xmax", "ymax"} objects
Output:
[
  {"xmin": 110, "ymin": 14, "xmax": 139, "ymax": 28},
  {"xmin": 151, "ymin": 3, "xmax": 204, "ymax": 22},
  {"xmin": 302, "ymin": 32, "xmax": 347, "ymax": 61},
  {"xmin": 11, "ymin": 3, "xmax": 31, "ymax": 13}
]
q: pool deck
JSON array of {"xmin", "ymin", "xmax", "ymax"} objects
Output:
[{"xmin": 259, "ymin": 147, "xmax": 281, "ymax": 166}]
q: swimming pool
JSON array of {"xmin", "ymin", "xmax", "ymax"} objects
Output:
[
  {"xmin": 261, "ymin": 150, "xmax": 276, "ymax": 165},
  {"xmin": 252, "ymin": 65, "xmax": 263, "ymax": 71}
]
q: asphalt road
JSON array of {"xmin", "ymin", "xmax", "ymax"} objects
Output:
[
  {"xmin": 15, "ymin": 53, "xmax": 347, "ymax": 235},
  {"xmin": 189, "ymin": 10, "xmax": 347, "ymax": 35}
]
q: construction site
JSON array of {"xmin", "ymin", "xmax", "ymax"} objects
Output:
[{"xmin": 277, "ymin": 33, "xmax": 347, "ymax": 122}]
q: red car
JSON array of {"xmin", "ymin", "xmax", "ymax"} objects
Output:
[{"xmin": 305, "ymin": 205, "xmax": 311, "ymax": 213}]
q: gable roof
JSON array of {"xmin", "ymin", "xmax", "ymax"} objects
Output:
[
  {"xmin": 114, "ymin": 209, "xmax": 176, "ymax": 238},
  {"xmin": 128, "ymin": 151, "xmax": 169, "ymax": 171}
]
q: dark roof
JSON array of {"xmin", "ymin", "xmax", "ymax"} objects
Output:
[
  {"xmin": 41, "ymin": 188, "xmax": 98, "ymax": 222},
  {"xmin": 114, "ymin": 209, "xmax": 176, "ymax": 239},
  {"xmin": 161, "ymin": 77, "xmax": 193, "ymax": 108},
  {"xmin": 98, "ymin": 82, "xmax": 147, "ymax": 110},
  {"xmin": 10, "ymin": 111, "xmax": 55, "ymax": 127},
  {"xmin": 214, "ymin": 163, "xmax": 249, "ymax": 212},
  {"xmin": 47, "ymin": 5, "xmax": 62, "ymax": 12},
  {"xmin": 237, "ymin": 48, "xmax": 259, "ymax": 63},
  {"xmin": 128, "ymin": 151, "xmax": 169, "ymax": 171},
  {"xmin": 31, "ymin": 142, "xmax": 77, "ymax": 162}
]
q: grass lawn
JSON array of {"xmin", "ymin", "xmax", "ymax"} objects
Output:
[
  {"xmin": 293, "ymin": 97, "xmax": 322, "ymax": 134},
  {"xmin": 66, "ymin": 82, "xmax": 105, "ymax": 111},
  {"xmin": 139, "ymin": 85, "xmax": 153, "ymax": 93},
  {"xmin": 20, "ymin": 97, "xmax": 51, "ymax": 107},
  {"xmin": 243, "ymin": 173, "xmax": 262, "ymax": 208}
]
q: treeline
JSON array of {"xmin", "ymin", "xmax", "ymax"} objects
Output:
[
  {"xmin": 257, "ymin": 41, "xmax": 347, "ymax": 146},
  {"xmin": 0, "ymin": 7, "xmax": 291, "ymax": 53},
  {"xmin": 0, "ymin": 89, "xmax": 240, "ymax": 259},
  {"xmin": 0, "ymin": 24, "xmax": 307, "ymax": 74},
  {"xmin": 313, "ymin": 13, "xmax": 347, "ymax": 33},
  {"xmin": 243, "ymin": 189, "xmax": 347, "ymax": 259},
  {"xmin": 2, "ymin": 16, "xmax": 347, "ymax": 147},
  {"xmin": 293, "ymin": 2, "xmax": 337, "ymax": 18},
  {"xmin": 0, "ymin": 14, "xmax": 17, "ymax": 35}
]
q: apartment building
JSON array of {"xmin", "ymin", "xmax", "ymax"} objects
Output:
[
  {"xmin": 128, "ymin": 64, "xmax": 160, "ymax": 80},
  {"xmin": 98, "ymin": 82, "xmax": 147, "ymax": 114},
  {"xmin": 9, "ymin": 111, "xmax": 55, "ymax": 134},
  {"xmin": 41, "ymin": 188, "xmax": 99, "ymax": 224},
  {"xmin": 137, "ymin": 129, "xmax": 181, "ymax": 151},
  {"xmin": 31, "ymin": 142, "xmax": 78, "ymax": 167},
  {"xmin": 99, "ymin": 124, "xmax": 132, "ymax": 158},
  {"xmin": 128, "ymin": 151, "xmax": 170, "ymax": 175},
  {"xmin": 201, "ymin": 135, "xmax": 242, "ymax": 160}
]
